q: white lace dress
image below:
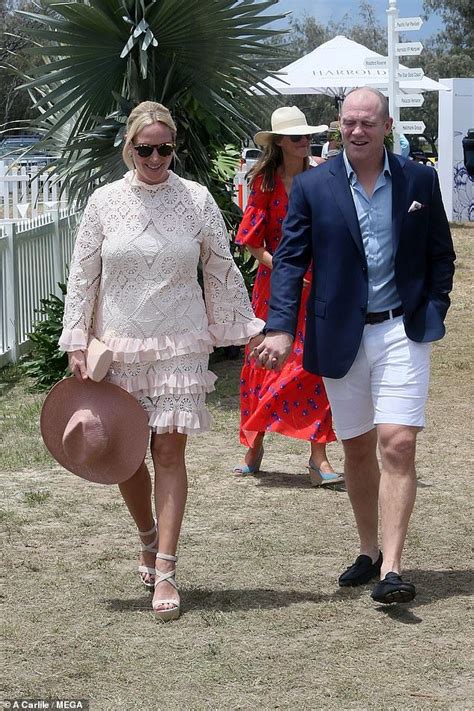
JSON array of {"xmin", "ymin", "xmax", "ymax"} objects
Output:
[{"xmin": 59, "ymin": 170, "xmax": 264, "ymax": 434}]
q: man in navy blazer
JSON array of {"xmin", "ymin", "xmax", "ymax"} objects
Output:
[{"xmin": 252, "ymin": 87, "xmax": 455, "ymax": 604}]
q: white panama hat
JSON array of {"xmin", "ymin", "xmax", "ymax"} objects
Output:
[{"xmin": 254, "ymin": 106, "xmax": 328, "ymax": 146}]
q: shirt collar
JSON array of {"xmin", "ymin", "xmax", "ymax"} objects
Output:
[{"xmin": 343, "ymin": 148, "xmax": 391, "ymax": 184}]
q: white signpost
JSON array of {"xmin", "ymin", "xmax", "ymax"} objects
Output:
[
  {"xmin": 396, "ymin": 93, "xmax": 425, "ymax": 107},
  {"xmin": 387, "ymin": 0, "xmax": 424, "ymax": 154},
  {"xmin": 364, "ymin": 57, "xmax": 389, "ymax": 69},
  {"xmin": 397, "ymin": 67, "xmax": 424, "ymax": 81},
  {"xmin": 397, "ymin": 121, "xmax": 426, "ymax": 134},
  {"xmin": 395, "ymin": 41, "xmax": 423, "ymax": 56},
  {"xmin": 394, "ymin": 17, "xmax": 423, "ymax": 31}
]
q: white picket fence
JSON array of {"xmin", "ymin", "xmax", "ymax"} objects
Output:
[
  {"xmin": 0, "ymin": 208, "xmax": 80, "ymax": 366},
  {"xmin": 0, "ymin": 158, "xmax": 68, "ymax": 221}
]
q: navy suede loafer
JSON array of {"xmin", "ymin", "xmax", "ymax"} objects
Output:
[
  {"xmin": 338, "ymin": 551, "xmax": 383, "ymax": 587},
  {"xmin": 371, "ymin": 572, "xmax": 416, "ymax": 604}
]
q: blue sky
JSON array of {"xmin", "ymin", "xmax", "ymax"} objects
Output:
[{"xmin": 270, "ymin": 0, "xmax": 442, "ymax": 38}]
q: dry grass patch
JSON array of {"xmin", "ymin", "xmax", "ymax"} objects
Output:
[{"xmin": 1, "ymin": 227, "xmax": 473, "ymax": 710}]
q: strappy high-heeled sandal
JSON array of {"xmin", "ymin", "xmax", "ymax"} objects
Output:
[
  {"xmin": 138, "ymin": 521, "xmax": 158, "ymax": 591},
  {"xmin": 152, "ymin": 552, "xmax": 180, "ymax": 622}
]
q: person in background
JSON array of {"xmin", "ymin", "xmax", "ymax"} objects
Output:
[
  {"xmin": 321, "ymin": 121, "xmax": 342, "ymax": 160},
  {"xmin": 60, "ymin": 101, "xmax": 263, "ymax": 621},
  {"xmin": 399, "ymin": 133, "xmax": 410, "ymax": 158},
  {"xmin": 234, "ymin": 106, "xmax": 343, "ymax": 487},
  {"xmin": 253, "ymin": 88, "xmax": 455, "ymax": 604}
]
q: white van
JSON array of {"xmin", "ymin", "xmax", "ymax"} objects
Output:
[{"xmin": 241, "ymin": 147, "xmax": 262, "ymax": 173}]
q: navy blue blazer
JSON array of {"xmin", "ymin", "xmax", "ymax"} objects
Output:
[{"xmin": 266, "ymin": 152, "xmax": 456, "ymax": 379}]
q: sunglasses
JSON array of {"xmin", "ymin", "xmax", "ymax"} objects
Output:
[
  {"xmin": 288, "ymin": 134, "xmax": 312, "ymax": 143},
  {"xmin": 133, "ymin": 143, "xmax": 176, "ymax": 158}
]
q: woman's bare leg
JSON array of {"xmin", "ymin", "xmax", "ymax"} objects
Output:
[
  {"xmin": 244, "ymin": 432, "xmax": 265, "ymax": 467},
  {"xmin": 310, "ymin": 441, "xmax": 335, "ymax": 474},
  {"xmin": 118, "ymin": 461, "xmax": 156, "ymax": 585},
  {"xmin": 151, "ymin": 431, "xmax": 188, "ymax": 610}
]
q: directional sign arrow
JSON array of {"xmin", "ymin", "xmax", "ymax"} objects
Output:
[
  {"xmin": 364, "ymin": 56, "xmax": 388, "ymax": 68},
  {"xmin": 395, "ymin": 17, "xmax": 423, "ymax": 31},
  {"xmin": 397, "ymin": 67, "xmax": 424, "ymax": 81},
  {"xmin": 396, "ymin": 93, "xmax": 425, "ymax": 108},
  {"xmin": 395, "ymin": 41, "xmax": 423, "ymax": 56},
  {"xmin": 397, "ymin": 121, "xmax": 426, "ymax": 135},
  {"xmin": 17, "ymin": 203, "xmax": 30, "ymax": 219}
]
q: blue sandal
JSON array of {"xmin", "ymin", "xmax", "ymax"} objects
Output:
[
  {"xmin": 308, "ymin": 460, "xmax": 344, "ymax": 486},
  {"xmin": 234, "ymin": 447, "xmax": 264, "ymax": 474}
]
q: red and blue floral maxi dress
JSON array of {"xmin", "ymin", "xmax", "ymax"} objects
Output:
[{"xmin": 236, "ymin": 172, "xmax": 336, "ymax": 448}]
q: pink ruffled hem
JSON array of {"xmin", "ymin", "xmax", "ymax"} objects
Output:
[
  {"xmin": 107, "ymin": 370, "xmax": 217, "ymax": 396},
  {"xmin": 58, "ymin": 329, "xmax": 88, "ymax": 352},
  {"xmin": 208, "ymin": 317, "xmax": 265, "ymax": 347},
  {"xmin": 59, "ymin": 319, "xmax": 265, "ymax": 359},
  {"xmin": 148, "ymin": 408, "xmax": 212, "ymax": 435},
  {"xmin": 103, "ymin": 333, "xmax": 215, "ymax": 362},
  {"xmin": 59, "ymin": 329, "xmax": 215, "ymax": 360}
]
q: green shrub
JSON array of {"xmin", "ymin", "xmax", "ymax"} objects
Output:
[{"xmin": 22, "ymin": 283, "xmax": 68, "ymax": 391}]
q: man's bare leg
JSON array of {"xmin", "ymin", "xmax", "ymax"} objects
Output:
[
  {"xmin": 376, "ymin": 423, "xmax": 419, "ymax": 578},
  {"xmin": 342, "ymin": 428, "xmax": 380, "ymax": 562}
]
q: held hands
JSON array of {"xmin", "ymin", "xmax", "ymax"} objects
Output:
[
  {"xmin": 68, "ymin": 350, "xmax": 88, "ymax": 382},
  {"xmin": 250, "ymin": 331, "xmax": 293, "ymax": 370}
]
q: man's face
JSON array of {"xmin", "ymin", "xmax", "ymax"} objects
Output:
[{"xmin": 340, "ymin": 91, "xmax": 392, "ymax": 165}]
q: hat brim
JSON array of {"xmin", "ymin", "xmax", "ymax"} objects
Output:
[
  {"xmin": 40, "ymin": 378, "xmax": 150, "ymax": 484},
  {"xmin": 254, "ymin": 124, "xmax": 329, "ymax": 146}
]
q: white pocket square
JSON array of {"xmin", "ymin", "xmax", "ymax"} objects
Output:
[{"xmin": 408, "ymin": 200, "xmax": 425, "ymax": 213}]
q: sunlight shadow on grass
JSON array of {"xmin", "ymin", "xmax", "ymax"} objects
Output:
[
  {"xmin": 236, "ymin": 469, "xmax": 346, "ymax": 492},
  {"xmin": 375, "ymin": 605, "xmax": 423, "ymax": 625},
  {"xmin": 374, "ymin": 568, "xmax": 474, "ymax": 624},
  {"xmin": 405, "ymin": 569, "xmax": 474, "ymax": 603},
  {"xmin": 104, "ymin": 586, "xmax": 361, "ymax": 614},
  {"xmin": 104, "ymin": 596, "xmax": 152, "ymax": 612}
]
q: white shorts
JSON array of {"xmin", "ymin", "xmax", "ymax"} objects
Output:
[{"xmin": 323, "ymin": 317, "xmax": 431, "ymax": 440}]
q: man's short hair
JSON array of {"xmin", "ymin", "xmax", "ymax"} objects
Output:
[{"xmin": 343, "ymin": 87, "xmax": 390, "ymax": 120}]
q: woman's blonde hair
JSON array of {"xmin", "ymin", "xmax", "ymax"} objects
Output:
[
  {"xmin": 122, "ymin": 101, "xmax": 177, "ymax": 169},
  {"xmin": 247, "ymin": 137, "xmax": 310, "ymax": 192}
]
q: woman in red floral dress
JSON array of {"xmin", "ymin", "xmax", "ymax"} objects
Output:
[{"xmin": 235, "ymin": 107, "xmax": 344, "ymax": 485}]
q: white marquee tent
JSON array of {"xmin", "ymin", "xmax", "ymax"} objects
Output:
[{"xmin": 256, "ymin": 35, "xmax": 448, "ymax": 101}]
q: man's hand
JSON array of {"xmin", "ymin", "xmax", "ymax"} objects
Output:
[
  {"xmin": 248, "ymin": 333, "xmax": 265, "ymax": 352},
  {"xmin": 68, "ymin": 350, "xmax": 88, "ymax": 382},
  {"xmin": 251, "ymin": 331, "xmax": 293, "ymax": 370}
]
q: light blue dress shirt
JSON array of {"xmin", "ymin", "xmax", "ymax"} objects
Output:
[{"xmin": 343, "ymin": 149, "xmax": 401, "ymax": 313}]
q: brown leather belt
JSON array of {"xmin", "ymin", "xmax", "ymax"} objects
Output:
[{"xmin": 365, "ymin": 305, "xmax": 404, "ymax": 325}]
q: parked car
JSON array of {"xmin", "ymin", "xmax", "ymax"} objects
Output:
[
  {"xmin": 310, "ymin": 143, "xmax": 324, "ymax": 157},
  {"xmin": 408, "ymin": 136, "xmax": 437, "ymax": 166},
  {"xmin": 240, "ymin": 147, "xmax": 262, "ymax": 173},
  {"xmin": 1, "ymin": 134, "xmax": 38, "ymax": 153},
  {"xmin": 0, "ymin": 135, "xmax": 57, "ymax": 164}
]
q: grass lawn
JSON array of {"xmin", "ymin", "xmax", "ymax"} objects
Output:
[{"xmin": 1, "ymin": 226, "xmax": 472, "ymax": 710}]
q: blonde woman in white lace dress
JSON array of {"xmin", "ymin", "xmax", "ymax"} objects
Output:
[{"xmin": 59, "ymin": 102, "xmax": 264, "ymax": 620}]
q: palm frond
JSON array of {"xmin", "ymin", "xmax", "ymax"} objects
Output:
[{"xmin": 12, "ymin": 0, "xmax": 288, "ymax": 200}]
